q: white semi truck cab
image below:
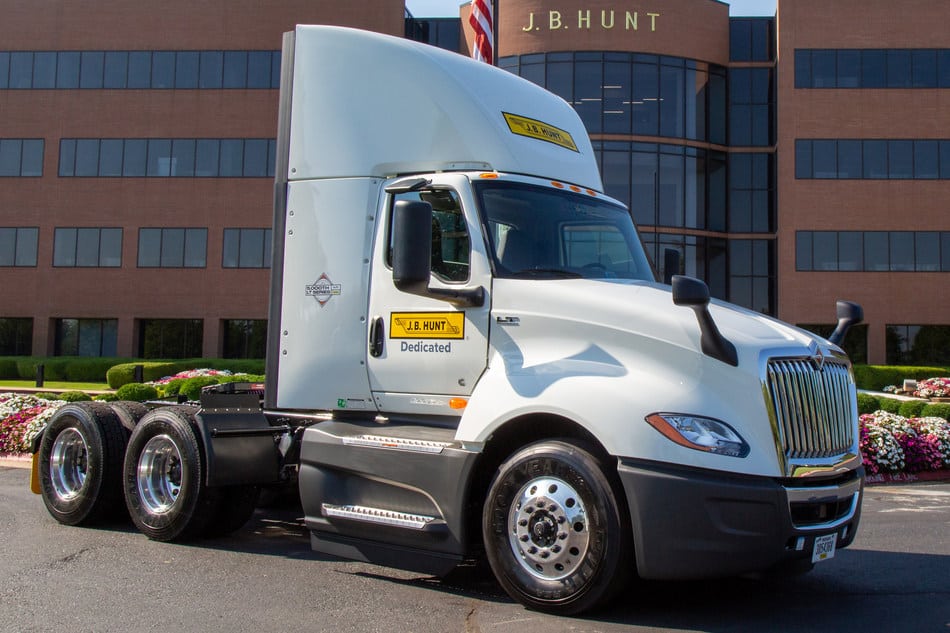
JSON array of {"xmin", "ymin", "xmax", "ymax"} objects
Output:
[{"xmin": 34, "ymin": 26, "xmax": 865, "ymax": 615}]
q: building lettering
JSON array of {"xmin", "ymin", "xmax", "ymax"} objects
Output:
[{"xmin": 522, "ymin": 9, "xmax": 660, "ymax": 33}]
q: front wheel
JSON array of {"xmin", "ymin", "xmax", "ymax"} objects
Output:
[{"xmin": 482, "ymin": 440, "xmax": 631, "ymax": 615}]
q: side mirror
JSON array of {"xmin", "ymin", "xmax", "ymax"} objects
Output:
[
  {"xmin": 391, "ymin": 200, "xmax": 432, "ymax": 296},
  {"xmin": 672, "ymin": 275, "xmax": 738, "ymax": 367},
  {"xmin": 671, "ymin": 274, "xmax": 709, "ymax": 307},
  {"xmin": 391, "ymin": 199, "xmax": 484, "ymax": 307},
  {"xmin": 828, "ymin": 300, "xmax": 863, "ymax": 347}
]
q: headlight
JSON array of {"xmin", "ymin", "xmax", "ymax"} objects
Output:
[{"xmin": 645, "ymin": 413, "xmax": 750, "ymax": 458}]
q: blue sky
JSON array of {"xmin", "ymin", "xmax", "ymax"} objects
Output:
[{"xmin": 406, "ymin": 0, "xmax": 777, "ymax": 18}]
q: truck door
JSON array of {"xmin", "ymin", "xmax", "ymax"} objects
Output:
[{"xmin": 366, "ymin": 175, "xmax": 491, "ymax": 416}]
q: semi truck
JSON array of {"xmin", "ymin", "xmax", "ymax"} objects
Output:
[{"xmin": 32, "ymin": 25, "xmax": 865, "ymax": 615}]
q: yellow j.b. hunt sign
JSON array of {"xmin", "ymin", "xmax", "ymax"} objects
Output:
[
  {"xmin": 503, "ymin": 112, "xmax": 578, "ymax": 152},
  {"xmin": 390, "ymin": 312, "xmax": 465, "ymax": 340}
]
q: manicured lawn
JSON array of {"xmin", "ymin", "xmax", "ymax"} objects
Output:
[{"xmin": 0, "ymin": 380, "xmax": 110, "ymax": 392}]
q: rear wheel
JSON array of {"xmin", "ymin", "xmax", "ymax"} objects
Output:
[
  {"xmin": 108, "ymin": 401, "xmax": 149, "ymax": 433},
  {"xmin": 38, "ymin": 402, "xmax": 129, "ymax": 525},
  {"xmin": 482, "ymin": 440, "xmax": 631, "ymax": 615},
  {"xmin": 123, "ymin": 406, "xmax": 219, "ymax": 541}
]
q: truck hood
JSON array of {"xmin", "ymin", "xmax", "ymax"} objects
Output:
[{"xmin": 489, "ymin": 277, "xmax": 835, "ymax": 373}]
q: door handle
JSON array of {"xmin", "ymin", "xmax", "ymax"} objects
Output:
[{"xmin": 369, "ymin": 316, "xmax": 384, "ymax": 357}]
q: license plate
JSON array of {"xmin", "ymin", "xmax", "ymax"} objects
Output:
[{"xmin": 812, "ymin": 533, "xmax": 837, "ymax": 563}]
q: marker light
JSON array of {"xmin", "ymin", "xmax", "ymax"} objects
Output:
[
  {"xmin": 645, "ymin": 413, "xmax": 750, "ymax": 458},
  {"xmin": 449, "ymin": 398, "xmax": 468, "ymax": 410}
]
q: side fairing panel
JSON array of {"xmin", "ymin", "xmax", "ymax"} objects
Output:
[{"xmin": 274, "ymin": 178, "xmax": 378, "ymax": 411}]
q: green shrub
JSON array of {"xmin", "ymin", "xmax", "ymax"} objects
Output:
[
  {"xmin": 115, "ymin": 383, "xmax": 159, "ymax": 402},
  {"xmin": 877, "ymin": 397, "xmax": 903, "ymax": 414},
  {"xmin": 0, "ymin": 358, "xmax": 19, "ymax": 379},
  {"xmin": 93, "ymin": 393, "xmax": 119, "ymax": 402},
  {"xmin": 107, "ymin": 362, "xmax": 181, "ymax": 389},
  {"xmin": 33, "ymin": 392, "xmax": 60, "ymax": 400},
  {"xmin": 921, "ymin": 403, "xmax": 950, "ymax": 420},
  {"xmin": 160, "ymin": 378, "xmax": 186, "ymax": 396},
  {"xmin": 58, "ymin": 390, "xmax": 93, "ymax": 402},
  {"xmin": 180, "ymin": 376, "xmax": 220, "ymax": 401},
  {"xmin": 898, "ymin": 399, "xmax": 927, "ymax": 418},
  {"xmin": 852, "ymin": 365, "xmax": 950, "ymax": 391},
  {"xmin": 857, "ymin": 393, "xmax": 880, "ymax": 415}
]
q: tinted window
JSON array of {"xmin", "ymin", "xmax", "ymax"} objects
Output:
[
  {"xmin": 199, "ymin": 51, "xmax": 223, "ymax": 88},
  {"xmin": 103, "ymin": 51, "xmax": 128, "ymax": 88},
  {"xmin": 171, "ymin": 139, "xmax": 195, "ymax": 176},
  {"xmin": 146, "ymin": 139, "xmax": 172, "ymax": 176},
  {"xmin": 912, "ymin": 49, "xmax": 937, "ymax": 87},
  {"xmin": 812, "ymin": 50, "xmax": 836, "ymax": 87},
  {"xmin": 863, "ymin": 140, "xmax": 888, "ymax": 179},
  {"xmin": 888, "ymin": 140, "xmax": 913, "ymax": 179},
  {"xmin": 33, "ymin": 52, "xmax": 56, "ymax": 88},
  {"xmin": 862, "ymin": 50, "xmax": 886, "ymax": 88},
  {"xmin": 21, "ymin": 139, "xmax": 43, "ymax": 176},
  {"xmin": 914, "ymin": 140, "xmax": 938, "ymax": 179},
  {"xmin": 195, "ymin": 139, "xmax": 219, "ymax": 176},
  {"xmin": 127, "ymin": 52, "xmax": 151, "ymax": 88},
  {"xmin": 175, "ymin": 51, "xmax": 199, "ymax": 89},
  {"xmin": 795, "ymin": 140, "xmax": 812, "ymax": 178},
  {"xmin": 887, "ymin": 50, "xmax": 912, "ymax": 88},
  {"xmin": 247, "ymin": 51, "xmax": 271, "ymax": 88},
  {"xmin": 59, "ymin": 139, "xmax": 76, "ymax": 176},
  {"xmin": 57, "ymin": 52, "xmax": 80, "ymax": 88},
  {"xmin": 223, "ymin": 51, "xmax": 247, "ymax": 88},
  {"xmin": 838, "ymin": 140, "xmax": 862, "ymax": 178},
  {"xmin": 123, "ymin": 139, "xmax": 147, "ymax": 176},
  {"xmin": 151, "ymin": 51, "xmax": 175, "ymax": 88},
  {"xmin": 75, "ymin": 139, "xmax": 99, "ymax": 177},
  {"xmin": 0, "ymin": 140, "xmax": 20, "ymax": 176},
  {"xmin": 0, "ymin": 52, "xmax": 8, "ymax": 89},
  {"xmin": 837, "ymin": 50, "xmax": 860, "ymax": 88},
  {"xmin": 99, "ymin": 139, "xmax": 124, "ymax": 176},
  {"xmin": 9, "ymin": 52, "xmax": 32, "ymax": 88},
  {"xmin": 79, "ymin": 51, "xmax": 104, "ymax": 88}
]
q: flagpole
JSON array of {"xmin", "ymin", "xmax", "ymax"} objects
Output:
[{"xmin": 492, "ymin": 0, "xmax": 498, "ymax": 65}]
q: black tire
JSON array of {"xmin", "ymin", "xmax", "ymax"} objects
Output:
[
  {"xmin": 482, "ymin": 440, "xmax": 631, "ymax": 615},
  {"xmin": 108, "ymin": 401, "xmax": 149, "ymax": 433},
  {"xmin": 123, "ymin": 406, "xmax": 219, "ymax": 541},
  {"xmin": 204, "ymin": 485, "xmax": 260, "ymax": 537},
  {"xmin": 38, "ymin": 402, "xmax": 129, "ymax": 526}
]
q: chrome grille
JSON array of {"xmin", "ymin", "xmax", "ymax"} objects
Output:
[{"xmin": 766, "ymin": 358, "xmax": 855, "ymax": 460}]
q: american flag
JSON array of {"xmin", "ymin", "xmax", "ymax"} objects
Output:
[{"xmin": 469, "ymin": 0, "xmax": 493, "ymax": 64}]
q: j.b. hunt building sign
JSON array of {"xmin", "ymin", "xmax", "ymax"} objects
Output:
[{"xmin": 521, "ymin": 8, "xmax": 660, "ymax": 33}]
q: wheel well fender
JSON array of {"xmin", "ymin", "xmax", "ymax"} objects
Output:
[{"xmin": 462, "ymin": 413, "xmax": 616, "ymax": 553}]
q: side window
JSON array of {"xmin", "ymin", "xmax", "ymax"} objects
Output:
[{"xmin": 391, "ymin": 189, "xmax": 470, "ymax": 283}]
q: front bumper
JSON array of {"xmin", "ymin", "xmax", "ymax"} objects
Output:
[{"xmin": 618, "ymin": 459, "xmax": 863, "ymax": 579}]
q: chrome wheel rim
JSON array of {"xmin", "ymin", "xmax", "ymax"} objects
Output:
[
  {"xmin": 49, "ymin": 428, "xmax": 89, "ymax": 501},
  {"xmin": 137, "ymin": 434, "xmax": 183, "ymax": 514},
  {"xmin": 507, "ymin": 476, "xmax": 590, "ymax": 580}
]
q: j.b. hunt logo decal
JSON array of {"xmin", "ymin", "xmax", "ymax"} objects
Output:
[
  {"xmin": 305, "ymin": 273, "xmax": 341, "ymax": 307},
  {"xmin": 390, "ymin": 312, "xmax": 465, "ymax": 340}
]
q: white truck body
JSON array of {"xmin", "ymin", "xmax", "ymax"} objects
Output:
[
  {"xmin": 35, "ymin": 25, "xmax": 864, "ymax": 616},
  {"xmin": 266, "ymin": 26, "xmax": 864, "ymax": 611}
]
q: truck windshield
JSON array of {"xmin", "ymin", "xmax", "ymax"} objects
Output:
[{"xmin": 473, "ymin": 180, "xmax": 656, "ymax": 282}]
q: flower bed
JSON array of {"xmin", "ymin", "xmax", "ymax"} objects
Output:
[
  {"xmin": 860, "ymin": 411, "xmax": 950, "ymax": 475},
  {"xmin": 0, "ymin": 394, "xmax": 66, "ymax": 454},
  {"xmin": 914, "ymin": 377, "xmax": 950, "ymax": 399}
]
